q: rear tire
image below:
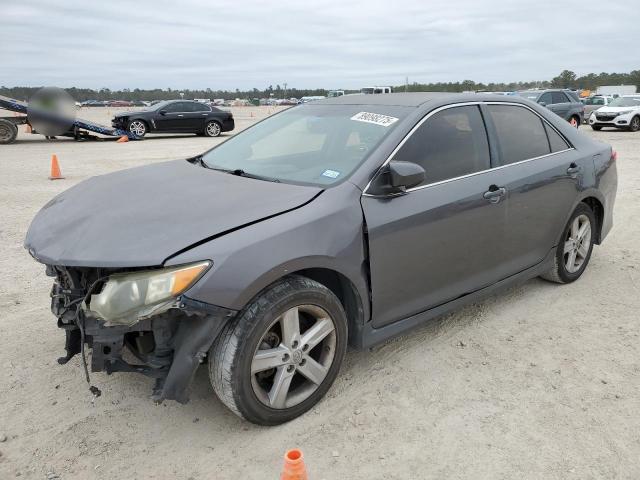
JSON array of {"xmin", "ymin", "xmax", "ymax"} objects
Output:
[
  {"xmin": 540, "ymin": 203, "xmax": 596, "ymax": 284},
  {"xmin": 209, "ymin": 275, "xmax": 348, "ymax": 425},
  {"xmin": 591, "ymin": 125, "xmax": 602, "ymax": 131},
  {"xmin": 204, "ymin": 120, "xmax": 221, "ymax": 137},
  {"xmin": 0, "ymin": 119, "xmax": 18, "ymax": 144},
  {"xmin": 629, "ymin": 116, "xmax": 640, "ymax": 132}
]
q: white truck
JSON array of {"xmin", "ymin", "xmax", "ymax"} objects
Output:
[{"xmin": 596, "ymin": 85, "xmax": 637, "ymax": 98}]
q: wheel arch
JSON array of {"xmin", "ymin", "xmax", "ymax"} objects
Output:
[
  {"xmin": 555, "ymin": 191, "xmax": 606, "ymax": 247},
  {"xmin": 581, "ymin": 195, "xmax": 605, "ymax": 244},
  {"xmin": 291, "ymin": 267, "xmax": 366, "ymax": 346}
]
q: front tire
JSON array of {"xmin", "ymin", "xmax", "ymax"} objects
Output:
[
  {"xmin": 540, "ymin": 203, "xmax": 596, "ymax": 284},
  {"xmin": 209, "ymin": 275, "xmax": 348, "ymax": 425},
  {"xmin": 128, "ymin": 120, "xmax": 147, "ymax": 137},
  {"xmin": 204, "ymin": 120, "xmax": 222, "ymax": 137},
  {"xmin": 629, "ymin": 116, "xmax": 640, "ymax": 132}
]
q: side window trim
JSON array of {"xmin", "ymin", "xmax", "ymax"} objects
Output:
[
  {"xmin": 478, "ymin": 103, "xmax": 502, "ymax": 169},
  {"xmin": 363, "ymin": 101, "xmax": 575, "ymax": 197},
  {"xmin": 485, "ymin": 101, "xmax": 574, "ymax": 151}
]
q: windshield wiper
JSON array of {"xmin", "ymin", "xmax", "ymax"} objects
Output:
[
  {"xmin": 192, "ymin": 158, "xmax": 280, "ymax": 183},
  {"xmin": 229, "ymin": 169, "xmax": 280, "ymax": 183}
]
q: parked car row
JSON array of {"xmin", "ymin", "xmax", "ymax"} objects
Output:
[{"xmin": 81, "ymin": 100, "xmax": 150, "ymax": 107}]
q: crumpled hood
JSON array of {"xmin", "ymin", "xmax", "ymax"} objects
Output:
[{"xmin": 25, "ymin": 160, "xmax": 321, "ymax": 267}]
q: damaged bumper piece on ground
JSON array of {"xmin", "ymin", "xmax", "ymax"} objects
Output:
[{"xmin": 49, "ymin": 264, "xmax": 236, "ymax": 403}]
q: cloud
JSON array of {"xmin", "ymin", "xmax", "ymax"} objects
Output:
[{"xmin": 1, "ymin": 0, "xmax": 636, "ymax": 89}]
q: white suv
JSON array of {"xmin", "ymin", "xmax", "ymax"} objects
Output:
[{"xmin": 589, "ymin": 95, "xmax": 640, "ymax": 131}]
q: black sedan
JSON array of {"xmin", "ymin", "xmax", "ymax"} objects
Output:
[{"xmin": 111, "ymin": 100, "xmax": 234, "ymax": 138}]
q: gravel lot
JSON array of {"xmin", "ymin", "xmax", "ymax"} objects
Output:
[{"xmin": 1, "ymin": 107, "xmax": 639, "ymax": 479}]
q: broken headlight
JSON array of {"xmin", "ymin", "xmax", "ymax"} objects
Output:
[{"xmin": 86, "ymin": 261, "xmax": 211, "ymax": 326}]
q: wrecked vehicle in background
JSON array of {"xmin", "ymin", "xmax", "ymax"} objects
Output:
[{"xmin": 25, "ymin": 93, "xmax": 616, "ymax": 425}]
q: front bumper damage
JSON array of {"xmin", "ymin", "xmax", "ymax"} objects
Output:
[{"xmin": 50, "ymin": 266, "xmax": 236, "ymax": 403}]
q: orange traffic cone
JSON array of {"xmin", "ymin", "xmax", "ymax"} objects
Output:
[
  {"xmin": 116, "ymin": 135, "xmax": 129, "ymax": 143},
  {"xmin": 49, "ymin": 154, "xmax": 64, "ymax": 180},
  {"xmin": 280, "ymin": 449, "xmax": 307, "ymax": 480}
]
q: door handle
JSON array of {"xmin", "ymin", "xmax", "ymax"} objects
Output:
[
  {"xmin": 567, "ymin": 163, "xmax": 581, "ymax": 176},
  {"xmin": 483, "ymin": 186, "xmax": 506, "ymax": 204},
  {"xmin": 177, "ymin": 114, "xmax": 184, "ymax": 117}
]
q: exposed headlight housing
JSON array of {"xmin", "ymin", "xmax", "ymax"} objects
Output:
[
  {"xmin": 617, "ymin": 110, "xmax": 634, "ymax": 116},
  {"xmin": 86, "ymin": 261, "xmax": 211, "ymax": 326}
]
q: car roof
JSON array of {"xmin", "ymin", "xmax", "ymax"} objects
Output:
[{"xmin": 316, "ymin": 92, "xmax": 490, "ymax": 107}]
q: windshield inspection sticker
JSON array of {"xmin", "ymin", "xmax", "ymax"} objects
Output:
[
  {"xmin": 351, "ymin": 111, "xmax": 399, "ymax": 127},
  {"xmin": 322, "ymin": 169, "xmax": 341, "ymax": 179}
]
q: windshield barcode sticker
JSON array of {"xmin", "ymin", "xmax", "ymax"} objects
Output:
[{"xmin": 351, "ymin": 111, "xmax": 399, "ymax": 127}]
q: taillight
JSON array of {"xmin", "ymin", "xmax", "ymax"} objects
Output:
[{"xmin": 611, "ymin": 150, "xmax": 617, "ymax": 162}]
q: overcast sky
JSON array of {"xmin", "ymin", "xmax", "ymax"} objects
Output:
[{"xmin": 1, "ymin": 0, "xmax": 636, "ymax": 90}]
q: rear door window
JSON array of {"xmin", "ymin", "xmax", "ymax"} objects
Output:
[
  {"xmin": 486, "ymin": 105, "xmax": 551, "ymax": 165},
  {"xmin": 192, "ymin": 103, "xmax": 211, "ymax": 112},
  {"xmin": 165, "ymin": 102, "xmax": 188, "ymax": 113},
  {"xmin": 552, "ymin": 92, "xmax": 570, "ymax": 104},
  {"xmin": 392, "ymin": 105, "xmax": 490, "ymax": 185}
]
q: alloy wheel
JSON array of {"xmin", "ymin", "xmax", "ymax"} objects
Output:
[
  {"xmin": 563, "ymin": 214, "xmax": 592, "ymax": 273},
  {"xmin": 129, "ymin": 120, "xmax": 146, "ymax": 136},
  {"xmin": 250, "ymin": 305, "xmax": 337, "ymax": 409},
  {"xmin": 631, "ymin": 117, "xmax": 640, "ymax": 132},
  {"xmin": 207, "ymin": 122, "xmax": 221, "ymax": 136}
]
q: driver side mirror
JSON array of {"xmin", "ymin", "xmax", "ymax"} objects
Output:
[
  {"xmin": 159, "ymin": 110, "xmax": 167, "ymax": 115},
  {"xmin": 389, "ymin": 160, "xmax": 425, "ymax": 189},
  {"xmin": 368, "ymin": 160, "xmax": 425, "ymax": 195}
]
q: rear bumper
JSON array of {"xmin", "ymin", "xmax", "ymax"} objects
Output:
[{"xmin": 222, "ymin": 118, "xmax": 235, "ymax": 132}]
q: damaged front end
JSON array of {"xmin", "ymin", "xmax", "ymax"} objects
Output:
[{"xmin": 48, "ymin": 263, "xmax": 235, "ymax": 403}]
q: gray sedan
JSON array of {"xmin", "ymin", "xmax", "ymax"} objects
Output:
[{"xmin": 25, "ymin": 93, "xmax": 617, "ymax": 425}]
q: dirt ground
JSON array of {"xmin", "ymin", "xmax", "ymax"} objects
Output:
[{"xmin": 1, "ymin": 107, "xmax": 639, "ymax": 480}]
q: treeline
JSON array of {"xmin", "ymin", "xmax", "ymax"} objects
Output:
[
  {"xmin": 1, "ymin": 70, "xmax": 638, "ymax": 102},
  {"xmin": 398, "ymin": 70, "xmax": 640, "ymax": 93}
]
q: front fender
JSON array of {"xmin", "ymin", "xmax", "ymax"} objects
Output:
[{"xmin": 164, "ymin": 182, "xmax": 370, "ymax": 321}]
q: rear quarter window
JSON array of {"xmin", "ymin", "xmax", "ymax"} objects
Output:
[
  {"xmin": 487, "ymin": 105, "xmax": 551, "ymax": 165},
  {"xmin": 544, "ymin": 124, "xmax": 570, "ymax": 152}
]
